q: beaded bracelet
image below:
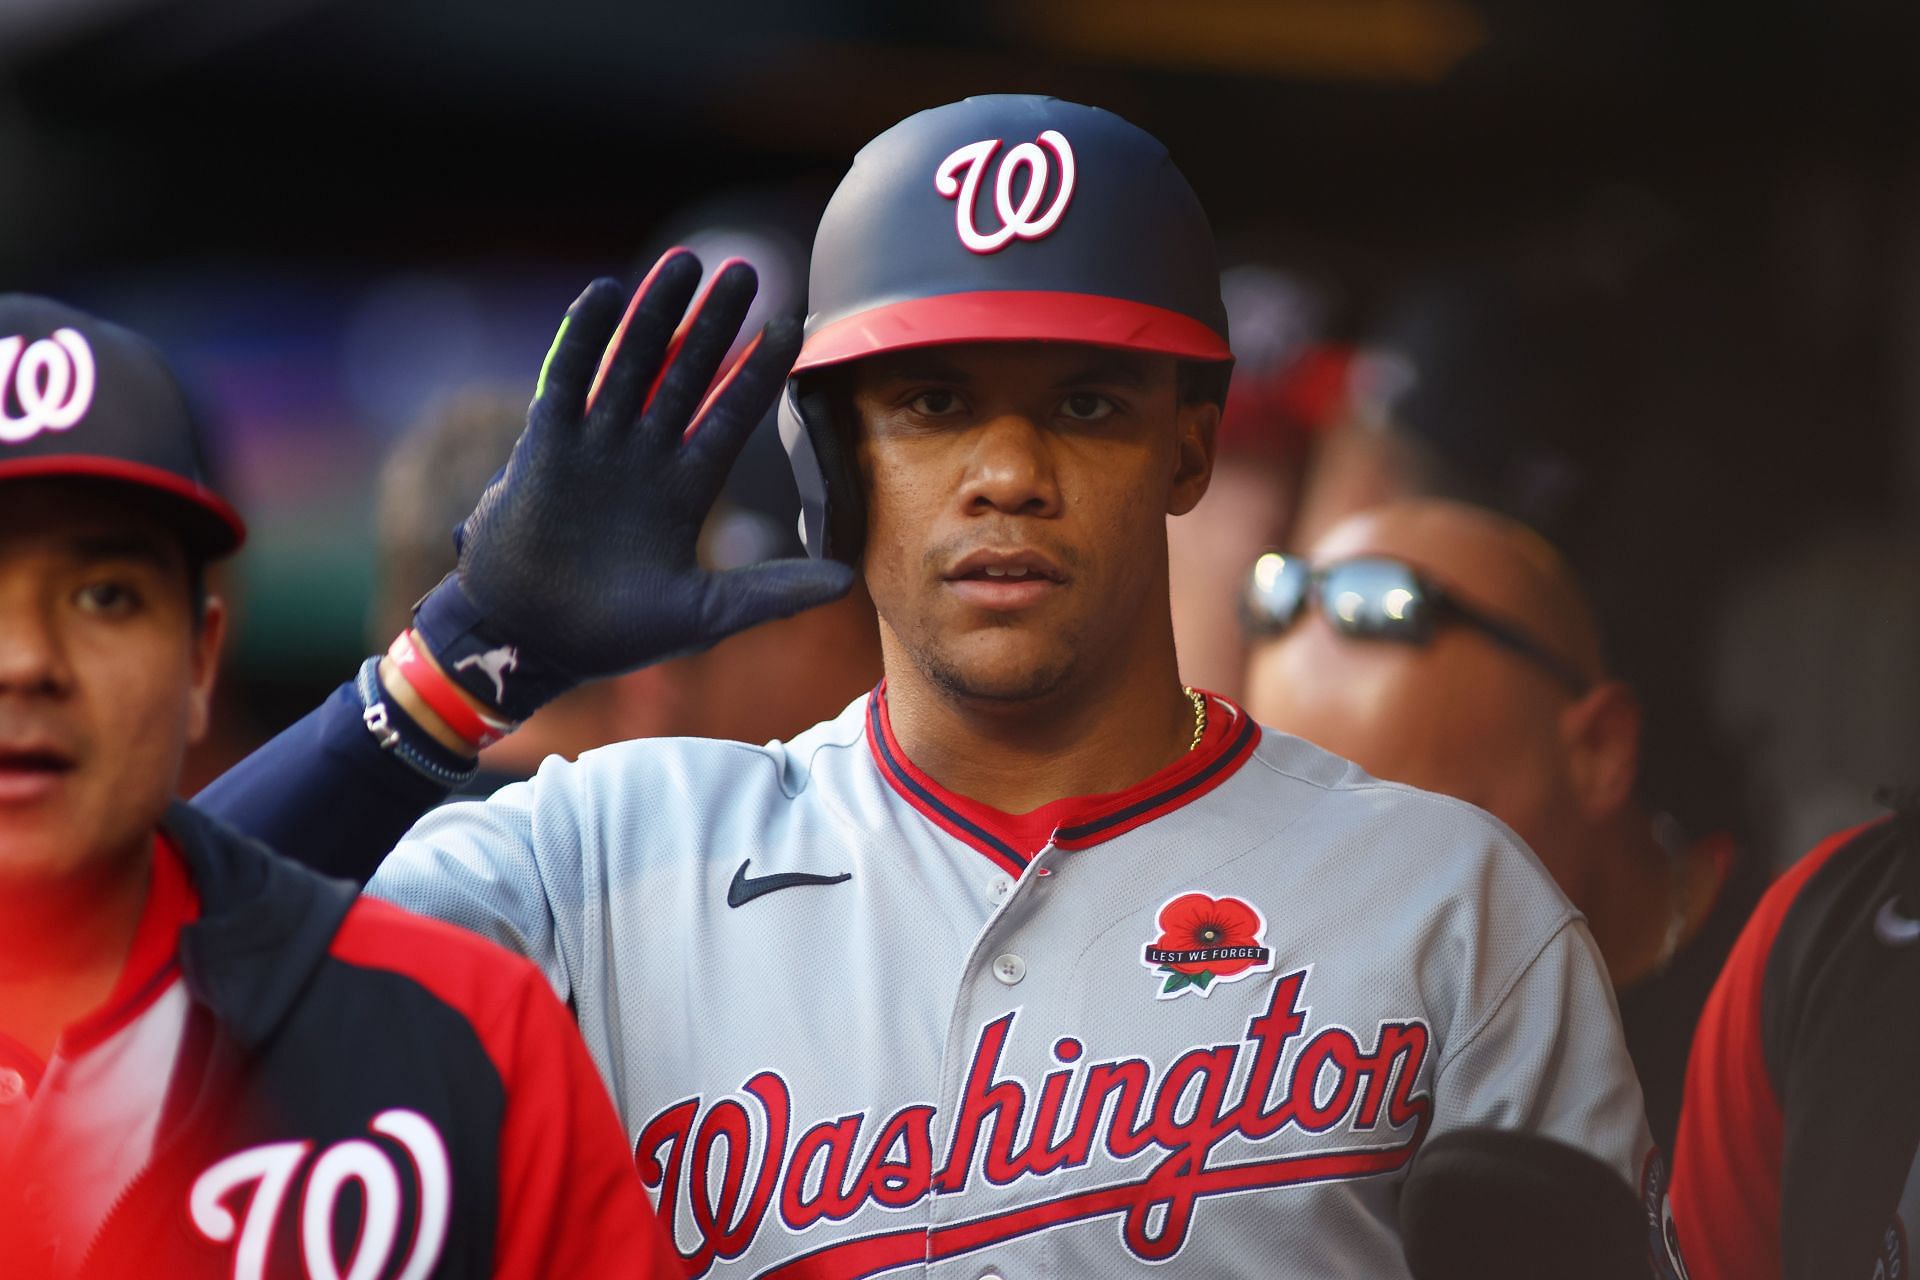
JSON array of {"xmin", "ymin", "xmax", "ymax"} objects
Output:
[{"xmin": 354, "ymin": 657, "xmax": 479, "ymax": 788}]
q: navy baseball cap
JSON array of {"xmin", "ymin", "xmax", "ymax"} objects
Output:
[{"xmin": 0, "ymin": 295, "xmax": 244, "ymax": 558}]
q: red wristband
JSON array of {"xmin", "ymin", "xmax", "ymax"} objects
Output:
[{"xmin": 386, "ymin": 630, "xmax": 517, "ymax": 750}]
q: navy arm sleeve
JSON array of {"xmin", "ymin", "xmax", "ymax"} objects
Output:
[{"xmin": 195, "ymin": 680, "xmax": 453, "ymax": 883}]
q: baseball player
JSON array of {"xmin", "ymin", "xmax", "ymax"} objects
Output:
[
  {"xmin": 0, "ymin": 296, "xmax": 676, "ymax": 1278},
  {"xmin": 1673, "ymin": 790, "xmax": 1920, "ymax": 1278},
  {"xmin": 200, "ymin": 96, "xmax": 1669, "ymax": 1277}
]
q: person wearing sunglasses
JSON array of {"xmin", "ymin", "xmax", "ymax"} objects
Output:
[{"xmin": 1243, "ymin": 497, "xmax": 1760, "ymax": 1155}]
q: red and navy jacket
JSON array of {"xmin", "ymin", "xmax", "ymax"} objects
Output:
[
  {"xmin": 1673, "ymin": 797, "xmax": 1920, "ymax": 1280},
  {"xmin": 1, "ymin": 801, "xmax": 677, "ymax": 1279}
]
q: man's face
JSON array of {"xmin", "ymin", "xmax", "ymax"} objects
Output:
[
  {"xmin": 1245, "ymin": 504, "xmax": 1592, "ymax": 865},
  {"xmin": 851, "ymin": 342, "xmax": 1215, "ymax": 703},
  {"xmin": 0, "ymin": 482, "xmax": 222, "ymax": 889}
]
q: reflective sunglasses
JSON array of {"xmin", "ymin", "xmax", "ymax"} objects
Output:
[{"xmin": 1241, "ymin": 553, "xmax": 1593, "ymax": 695}]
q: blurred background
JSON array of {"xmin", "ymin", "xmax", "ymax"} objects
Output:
[{"xmin": 5, "ymin": 0, "xmax": 1916, "ymax": 869}]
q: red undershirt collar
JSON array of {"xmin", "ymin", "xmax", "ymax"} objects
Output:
[{"xmin": 865, "ymin": 680, "xmax": 1260, "ymax": 876}]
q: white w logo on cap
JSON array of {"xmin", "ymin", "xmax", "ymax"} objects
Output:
[
  {"xmin": 0, "ymin": 328, "xmax": 96, "ymax": 445},
  {"xmin": 934, "ymin": 130, "xmax": 1077, "ymax": 255}
]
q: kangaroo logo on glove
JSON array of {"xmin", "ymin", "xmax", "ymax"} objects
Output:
[
  {"xmin": 934, "ymin": 130, "xmax": 1076, "ymax": 255},
  {"xmin": 0, "ymin": 328, "xmax": 96, "ymax": 445},
  {"xmin": 454, "ymin": 646, "xmax": 519, "ymax": 704}
]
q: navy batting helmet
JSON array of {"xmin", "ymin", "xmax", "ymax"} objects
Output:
[{"xmin": 778, "ymin": 94, "xmax": 1233, "ymax": 563}]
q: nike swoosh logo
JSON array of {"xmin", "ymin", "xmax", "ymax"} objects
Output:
[
  {"xmin": 1876, "ymin": 897, "xmax": 1920, "ymax": 947},
  {"xmin": 727, "ymin": 859, "xmax": 852, "ymax": 908}
]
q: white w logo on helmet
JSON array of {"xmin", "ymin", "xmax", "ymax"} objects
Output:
[
  {"xmin": 0, "ymin": 328, "xmax": 96, "ymax": 445},
  {"xmin": 934, "ymin": 130, "xmax": 1076, "ymax": 255}
]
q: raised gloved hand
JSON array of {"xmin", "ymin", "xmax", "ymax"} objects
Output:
[{"xmin": 405, "ymin": 250, "xmax": 855, "ymax": 727}]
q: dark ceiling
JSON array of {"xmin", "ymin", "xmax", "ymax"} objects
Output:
[{"xmin": 3, "ymin": 0, "xmax": 1912, "ymax": 286}]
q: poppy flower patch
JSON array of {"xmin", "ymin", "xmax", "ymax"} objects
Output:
[{"xmin": 1140, "ymin": 891, "xmax": 1274, "ymax": 999}]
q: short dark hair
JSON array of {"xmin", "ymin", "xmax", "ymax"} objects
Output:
[
  {"xmin": 1177, "ymin": 360, "xmax": 1231, "ymax": 407},
  {"xmin": 187, "ymin": 557, "xmax": 210, "ymax": 627}
]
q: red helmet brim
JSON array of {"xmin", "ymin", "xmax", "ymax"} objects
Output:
[{"xmin": 794, "ymin": 290, "xmax": 1232, "ymax": 374}]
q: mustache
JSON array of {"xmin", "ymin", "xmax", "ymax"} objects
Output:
[
  {"xmin": 922, "ymin": 531, "xmax": 1083, "ymax": 575},
  {"xmin": 0, "ymin": 709, "xmax": 80, "ymax": 744}
]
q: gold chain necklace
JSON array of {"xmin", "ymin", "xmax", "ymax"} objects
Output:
[{"xmin": 1183, "ymin": 685, "xmax": 1207, "ymax": 752}]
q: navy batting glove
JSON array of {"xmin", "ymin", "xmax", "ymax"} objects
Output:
[{"xmin": 411, "ymin": 250, "xmax": 855, "ymax": 723}]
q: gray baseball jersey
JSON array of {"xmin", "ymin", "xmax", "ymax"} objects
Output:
[{"xmin": 369, "ymin": 690, "xmax": 1654, "ymax": 1278}]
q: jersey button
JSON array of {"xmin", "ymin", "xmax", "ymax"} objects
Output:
[
  {"xmin": 992, "ymin": 953, "xmax": 1026, "ymax": 986},
  {"xmin": 987, "ymin": 875, "xmax": 1014, "ymax": 904},
  {"xmin": 0, "ymin": 1068, "xmax": 25, "ymax": 1104}
]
